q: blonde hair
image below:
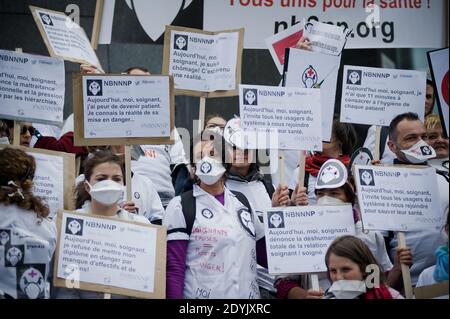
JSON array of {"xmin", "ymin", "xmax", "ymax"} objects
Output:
[{"xmin": 425, "ymin": 114, "xmax": 442, "ymax": 132}]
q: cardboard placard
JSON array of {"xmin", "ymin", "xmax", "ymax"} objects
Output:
[
  {"xmin": 354, "ymin": 165, "xmax": 443, "ymax": 232},
  {"xmin": 414, "ymin": 280, "xmax": 449, "ymax": 299},
  {"xmin": 29, "ymin": 5, "xmax": 103, "ymax": 71},
  {"xmin": 283, "ymin": 48, "xmax": 340, "ymax": 142},
  {"xmin": 427, "ymin": 48, "xmax": 449, "ymax": 138},
  {"xmin": 264, "ymin": 205, "xmax": 355, "ymax": 274},
  {"xmin": 53, "ymin": 211, "xmax": 166, "ymax": 299},
  {"xmin": 340, "ymin": 65, "xmax": 427, "ymax": 126},
  {"xmin": 73, "ymin": 74, "xmax": 175, "ymax": 146},
  {"xmin": 239, "ymin": 84, "xmax": 322, "ymax": 151},
  {"xmin": 0, "ymin": 145, "xmax": 76, "ymax": 217},
  {"xmin": 0, "ymin": 49, "xmax": 65, "ymax": 125},
  {"xmin": 162, "ymin": 25, "xmax": 244, "ymax": 98}
]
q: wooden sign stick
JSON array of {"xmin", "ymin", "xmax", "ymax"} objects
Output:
[{"xmin": 397, "ymin": 231, "xmax": 414, "ymax": 299}]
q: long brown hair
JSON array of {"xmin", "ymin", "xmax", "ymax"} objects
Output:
[
  {"xmin": 325, "ymin": 235, "xmax": 387, "ymax": 283},
  {"xmin": 0, "ymin": 147, "xmax": 49, "ymax": 218},
  {"xmin": 75, "ymin": 151, "xmax": 125, "ymax": 209}
]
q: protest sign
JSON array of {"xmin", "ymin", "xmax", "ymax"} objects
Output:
[
  {"xmin": 427, "ymin": 48, "xmax": 449, "ymax": 138},
  {"xmin": 73, "ymin": 74, "xmax": 175, "ymax": 146},
  {"xmin": 162, "ymin": 25, "xmax": 244, "ymax": 97},
  {"xmin": 340, "ymin": 65, "xmax": 426, "ymax": 126},
  {"xmin": 354, "ymin": 165, "xmax": 442, "ymax": 232},
  {"xmin": 53, "ymin": 211, "xmax": 166, "ymax": 299},
  {"xmin": 0, "ymin": 49, "xmax": 64, "ymax": 125},
  {"xmin": 303, "ymin": 19, "xmax": 350, "ymax": 55},
  {"xmin": 283, "ymin": 48, "xmax": 340, "ymax": 141},
  {"xmin": 29, "ymin": 6, "xmax": 103, "ymax": 71},
  {"xmin": 264, "ymin": 205, "xmax": 355, "ymax": 274},
  {"xmin": 239, "ymin": 84, "xmax": 322, "ymax": 151},
  {"xmin": 0, "ymin": 145, "xmax": 76, "ymax": 218}
]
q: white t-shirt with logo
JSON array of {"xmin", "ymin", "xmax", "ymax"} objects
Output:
[
  {"xmin": 0, "ymin": 204, "xmax": 56, "ymax": 299},
  {"xmin": 164, "ymin": 185, "xmax": 265, "ymax": 299}
]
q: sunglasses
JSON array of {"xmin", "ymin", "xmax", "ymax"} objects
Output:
[{"xmin": 21, "ymin": 126, "xmax": 36, "ymax": 135}]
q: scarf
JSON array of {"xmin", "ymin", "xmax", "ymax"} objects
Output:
[
  {"xmin": 305, "ymin": 154, "xmax": 351, "ymax": 177},
  {"xmin": 433, "ymin": 244, "xmax": 449, "ymax": 282},
  {"xmin": 364, "ymin": 285, "xmax": 393, "ymax": 299}
]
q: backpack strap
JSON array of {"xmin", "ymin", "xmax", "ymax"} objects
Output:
[
  {"xmin": 167, "ymin": 190, "xmax": 196, "ymax": 237},
  {"xmin": 261, "ymin": 179, "xmax": 275, "ymax": 199},
  {"xmin": 231, "ymin": 190, "xmax": 252, "ymax": 214},
  {"xmin": 379, "ymin": 126, "xmax": 389, "ymax": 159}
]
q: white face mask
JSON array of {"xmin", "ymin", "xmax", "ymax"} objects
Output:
[
  {"xmin": 195, "ymin": 156, "xmax": 225, "ymax": 186},
  {"xmin": 87, "ymin": 180, "xmax": 124, "ymax": 206},
  {"xmin": 400, "ymin": 139, "xmax": 436, "ymax": 164},
  {"xmin": 328, "ymin": 280, "xmax": 366, "ymax": 299},
  {"xmin": 0, "ymin": 136, "xmax": 10, "ymax": 145},
  {"xmin": 317, "ymin": 195, "xmax": 345, "ymax": 205}
]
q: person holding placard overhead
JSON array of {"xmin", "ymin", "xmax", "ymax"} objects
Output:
[
  {"xmin": 277, "ymin": 159, "xmax": 406, "ymax": 298},
  {"xmin": 424, "ymin": 114, "xmax": 449, "ymax": 177},
  {"xmin": 289, "ymin": 117, "xmax": 357, "ymax": 204},
  {"xmin": 56, "ymin": 151, "xmax": 150, "ymax": 299},
  {"xmin": 0, "ymin": 147, "xmax": 56, "ymax": 299},
  {"xmin": 322, "ymin": 236, "xmax": 404, "ymax": 299},
  {"xmin": 222, "ymin": 118, "xmax": 298, "ymax": 298},
  {"xmin": 163, "ymin": 130, "xmax": 268, "ymax": 299},
  {"xmin": 385, "ymin": 112, "xmax": 449, "ymax": 287}
]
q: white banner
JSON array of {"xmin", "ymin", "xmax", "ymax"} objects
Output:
[
  {"xmin": 57, "ymin": 212, "xmax": 158, "ymax": 294},
  {"xmin": 239, "ymin": 84, "xmax": 322, "ymax": 151},
  {"xmin": 340, "ymin": 65, "xmax": 426, "ymax": 126},
  {"xmin": 354, "ymin": 165, "xmax": 443, "ymax": 232},
  {"xmin": 283, "ymin": 48, "xmax": 340, "ymax": 141},
  {"xmin": 428, "ymin": 48, "xmax": 449, "ymax": 137},
  {"xmin": 81, "ymin": 75, "xmax": 172, "ymax": 139},
  {"xmin": 264, "ymin": 205, "xmax": 355, "ymax": 274},
  {"xmin": 204, "ymin": 1, "xmax": 446, "ymax": 49},
  {"xmin": 0, "ymin": 49, "xmax": 65, "ymax": 125}
]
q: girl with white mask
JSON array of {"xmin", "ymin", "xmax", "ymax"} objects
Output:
[
  {"xmin": 164, "ymin": 131, "xmax": 268, "ymax": 299},
  {"xmin": 276, "ymin": 159, "xmax": 410, "ymax": 299},
  {"xmin": 56, "ymin": 151, "xmax": 149, "ymax": 299},
  {"xmin": 0, "ymin": 148, "xmax": 56, "ymax": 299}
]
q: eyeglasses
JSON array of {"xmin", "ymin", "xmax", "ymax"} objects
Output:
[{"xmin": 21, "ymin": 126, "xmax": 35, "ymax": 135}]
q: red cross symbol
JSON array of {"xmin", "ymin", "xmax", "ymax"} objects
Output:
[
  {"xmin": 307, "ymin": 68, "xmax": 315, "ymax": 77},
  {"xmin": 29, "ymin": 270, "xmax": 38, "ymax": 278}
]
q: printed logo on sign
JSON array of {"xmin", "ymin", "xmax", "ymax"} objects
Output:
[
  {"xmin": 39, "ymin": 13, "xmax": 54, "ymax": 26},
  {"xmin": 302, "ymin": 65, "xmax": 318, "ymax": 88},
  {"xmin": 66, "ymin": 218, "xmax": 83, "ymax": 236},
  {"xmin": 238, "ymin": 208, "xmax": 256, "ymax": 238},
  {"xmin": 134, "ymin": 192, "xmax": 141, "ymax": 199},
  {"xmin": 200, "ymin": 161, "xmax": 212, "ymax": 174},
  {"xmin": 174, "ymin": 34, "xmax": 188, "ymax": 50},
  {"xmin": 243, "ymin": 89, "xmax": 258, "ymax": 106},
  {"xmin": 201, "ymin": 208, "xmax": 214, "ymax": 219},
  {"xmin": 420, "ymin": 146, "xmax": 432, "ymax": 156},
  {"xmin": 268, "ymin": 211, "xmax": 285, "ymax": 229},
  {"xmin": 347, "ymin": 70, "xmax": 362, "ymax": 85},
  {"xmin": 5, "ymin": 245, "xmax": 24, "ymax": 267},
  {"xmin": 360, "ymin": 169, "xmax": 375, "ymax": 186},
  {"xmin": 87, "ymin": 80, "xmax": 103, "ymax": 96},
  {"xmin": 0, "ymin": 229, "xmax": 10, "ymax": 246},
  {"xmin": 17, "ymin": 265, "xmax": 46, "ymax": 299}
]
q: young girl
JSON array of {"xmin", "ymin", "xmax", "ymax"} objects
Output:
[
  {"xmin": 324, "ymin": 235, "xmax": 404, "ymax": 299},
  {"xmin": 0, "ymin": 147, "xmax": 56, "ymax": 299},
  {"xmin": 56, "ymin": 151, "xmax": 149, "ymax": 299},
  {"xmin": 164, "ymin": 131, "xmax": 268, "ymax": 299}
]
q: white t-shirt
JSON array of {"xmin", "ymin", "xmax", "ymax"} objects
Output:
[
  {"xmin": 132, "ymin": 128, "xmax": 188, "ymax": 206},
  {"xmin": 416, "ymin": 266, "xmax": 449, "ymax": 299},
  {"xmin": 363, "ymin": 125, "xmax": 396, "ymax": 164},
  {"xmin": 164, "ymin": 185, "xmax": 265, "ymax": 299},
  {"xmin": 0, "ymin": 204, "xmax": 56, "ymax": 299}
]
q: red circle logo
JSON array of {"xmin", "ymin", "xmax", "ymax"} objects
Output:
[{"xmin": 442, "ymin": 71, "xmax": 449, "ymax": 106}]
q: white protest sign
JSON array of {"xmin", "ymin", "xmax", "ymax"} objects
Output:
[
  {"xmin": 239, "ymin": 85, "xmax": 322, "ymax": 151},
  {"xmin": 30, "ymin": 6, "xmax": 103, "ymax": 71},
  {"xmin": 55, "ymin": 211, "xmax": 166, "ymax": 298},
  {"xmin": 31, "ymin": 152, "xmax": 64, "ymax": 219},
  {"xmin": 428, "ymin": 48, "xmax": 449, "ymax": 138},
  {"xmin": 303, "ymin": 19, "xmax": 350, "ymax": 55},
  {"xmin": 74, "ymin": 75, "xmax": 174, "ymax": 146},
  {"xmin": 340, "ymin": 66, "xmax": 426, "ymax": 126},
  {"xmin": 283, "ymin": 48, "xmax": 340, "ymax": 141},
  {"xmin": 163, "ymin": 26, "xmax": 243, "ymax": 96},
  {"xmin": 264, "ymin": 205, "xmax": 355, "ymax": 274},
  {"xmin": 354, "ymin": 165, "xmax": 443, "ymax": 232},
  {"xmin": 265, "ymin": 22, "xmax": 304, "ymax": 74},
  {"xmin": 0, "ymin": 49, "xmax": 64, "ymax": 125}
]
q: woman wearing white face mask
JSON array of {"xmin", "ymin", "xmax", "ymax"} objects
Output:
[
  {"xmin": 163, "ymin": 131, "xmax": 268, "ymax": 299},
  {"xmin": 56, "ymin": 151, "xmax": 149, "ymax": 299},
  {"xmin": 276, "ymin": 159, "xmax": 410, "ymax": 299}
]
